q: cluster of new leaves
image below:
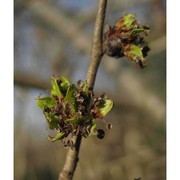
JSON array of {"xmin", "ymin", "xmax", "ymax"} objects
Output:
[
  {"xmin": 103, "ymin": 13, "xmax": 150, "ymax": 68},
  {"xmin": 36, "ymin": 76, "xmax": 113, "ymax": 146}
]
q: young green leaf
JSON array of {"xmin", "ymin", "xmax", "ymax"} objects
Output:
[
  {"xmin": 51, "ymin": 77, "xmax": 62, "ymax": 97},
  {"xmin": 115, "ymin": 14, "xmax": 135, "ymax": 30},
  {"xmin": 99, "ymin": 99, "xmax": 113, "ymax": 117},
  {"xmin": 59, "ymin": 76, "xmax": 70, "ymax": 92},
  {"xmin": 36, "ymin": 97, "xmax": 56, "ymax": 110},
  {"xmin": 65, "ymin": 85, "xmax": 77, "ymax": 101},
  {"xmin": 124, "ymin": 44, "xmax": 145, "ymax": 68},
  {"xmin": 89, "ymin": 120, "xmax": 97, "ymax": 136},
  {"xmin": 65, "ymin": 84, "xmax": 78, "ymax": 112},
  {"xmin": 123, "ymin": 14, "xmax": 136, "ymax": 28},
  {"xmin": 65, "ymin": 117, "xmax": 79, "ymax": 123},
  {"xmin": 45, "ymin": 113, "xmax": 59, "ymax": 129},
  {"xmin": 82, "ymin": 81, "xmax": 89, "ymax": 95},
  {"xmin": 48, "ymin": 132, "xmax": 65, "ymax": 142},
  {"xmin": 130, "ymin": 28, "xmax": 147, "ymax": 37}
]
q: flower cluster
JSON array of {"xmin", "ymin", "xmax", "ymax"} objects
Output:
[
  {"xmin": 103, "ymin": 14, "xmax": 150, "ymax": 68},
  {"xmin": 36, "ymin": 76, "xmax": 113, "ymax": 147}
]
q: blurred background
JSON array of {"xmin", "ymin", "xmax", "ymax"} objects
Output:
[{"xmin": 14, "ymin": 0, "xmax": 166, "ymax": 179}]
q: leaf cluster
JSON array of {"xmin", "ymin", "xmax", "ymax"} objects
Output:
[
  {"xmin": 36, "ymin": 76, "xmax": 113, "ymax": 146},
  {"xmin": 103, "ymin": 14, "xmax": 150, "ymax": 68}
]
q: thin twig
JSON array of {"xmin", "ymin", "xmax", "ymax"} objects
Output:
[
  {"xmin": 59, "ymin": 0, "xmax": 107, "ymax": 179},
  {"xmin": 86, "ymin": 0, "xmax": 107, "ymax": 88}
]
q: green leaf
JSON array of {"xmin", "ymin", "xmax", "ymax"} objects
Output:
[
  {"xmin": 124, "ymin": 44, "xmax": 145, "ymax": 65},
  {"xmin": 46, "ymin": 114, "xmax": 59, "ymax": 129},
  {"xmin": 123, "ymin": 14, "xmax": 136, "ymax": 28},
  {"xmin": 99, "ymin": 99, "xmax": 113, "ymax": 117},
  {"xmin": 82, "ymin": 81, "xmax": 89, "ymax": 96},
  {"xmin": 65, "ymin": 117, "xmax": 80, "ymax": 124},
  {"xmin": 60, "ymin": 76, "xmax": 70, "ymax": 91},
  {"xmin": 89, "ymin": 120, "xmax": 97, "ymax": 136},
  {"xmin": 65, "ymin": 84, "xmax": 78, "ymax": 112},
  {"xmin": 51, "ymin": 76, "xmax": 71, "ymax": 97},
  {"xmin": 48, "ymin": 132, "xmax": 65, "ymax": 142},
  {"xmin": 65, "ymin": 85, "xmax": 77, "ymax": 101},
  {"xmin": 51, "ymin": 77, "xmax": 62, "ymax": 97},
  {"xmin": 36, "ymin": 97, "xmax": 56, "ymax": 110},
  {"xmin": 130, "ymin": 28, "xmax": 147, "ymax": 36},
  {"xmin": 115, "ymin": 14, "xmax": 135, "ymax": 30}
]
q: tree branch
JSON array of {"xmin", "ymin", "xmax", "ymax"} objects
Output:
[
  {"xmin": 26, "ymin": 1, "xmax": 90, "ymax": 53},
  {"xmin": 14, "ymin": 72, "xmax": 50, "ymax": 90},
  {"xmin": 59, "ymin": 0, "xmax": 107, "ymax": 179},
  {"xmin": 86, "ymin": 0, "xmax": 107, "ymax": 88}
]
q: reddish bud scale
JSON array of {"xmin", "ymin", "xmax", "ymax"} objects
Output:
[{"xmin": 103, "ymin": 14, "xmax": 150, "ymax": 68}]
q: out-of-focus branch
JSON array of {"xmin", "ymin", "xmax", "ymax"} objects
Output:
[
  {"xmin": 118, "ymin": 70, "xmax": 165, "ymax": 122},
  {"xmin": 26, "ymin": 1, "xmax": 91, "ymax": 53},
  {"xmin": 14, "ymin": 72, "xmax": 50, "ymax": 90}
]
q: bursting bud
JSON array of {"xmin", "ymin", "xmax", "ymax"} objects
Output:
[
  {"xmin": 36, "ymin": 76, "xmax": 113, "ymax": 147},
  {"xmin": 103, "ymin": 13, "xmax": 150, "ymax": 68}
]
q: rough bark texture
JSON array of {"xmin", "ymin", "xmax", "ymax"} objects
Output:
[{"xmin": 59, "ymin": 0, "xmax": 107, "ymax": 179}]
